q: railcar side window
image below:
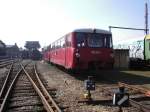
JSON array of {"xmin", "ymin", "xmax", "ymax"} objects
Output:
[
  {"xmin": 54, "ymin": 43, "xmax": 56, "ymax": 49},
  {"xmin": 66, "ymin": 35, "xmax": 72, "ymax": 47},
  {"xmin": 52, "ymin": 43, "xmax": 55, "ymax": 49},
  {"xmin": 76, "ymin": 33, "xmax": 86, "ymax": 47},
  {"xmin": 55, "ymin": 42, "xmax": 57, "ymax": 49},
  {"xmin": 60, "ymin": 38, "xmax": 65, "ymax": 48},
  {"xmin": 48, "ymin": 45, "xmax": 51, "ymax": 50},
  {"xmin": 57, "ymin": 40, "xmax": 61, "ymax": 48}
]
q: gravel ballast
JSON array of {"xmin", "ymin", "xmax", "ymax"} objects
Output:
[{"xmin": 37, "ymin": 61, "xmax": 141, "ymax": 112}]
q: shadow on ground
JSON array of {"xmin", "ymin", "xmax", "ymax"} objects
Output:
[
  {"xmin": 68, "ymin": 69, "xmax": 150, "ymax": 85},
  {"xmin": 48, "ymin": 63, "xmax": 150, "ymax": 85}
]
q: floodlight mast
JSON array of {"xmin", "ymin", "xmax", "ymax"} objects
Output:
[{"xmin": 145, "ymin": 2, "xmax": 149, "ymax": 35}]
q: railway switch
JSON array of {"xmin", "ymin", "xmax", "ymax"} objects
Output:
[
  {"xmin": 84, "ymin": 76, "xmax": 95, "ymax": 100},
  {"xmin": 113, "ymin": 86, "xmax": 129, "ymax": 107}
]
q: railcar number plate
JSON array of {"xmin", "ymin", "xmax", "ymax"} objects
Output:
[{"xmin": 91, "ymin": 51, "xmax": 101, "ymax": 54}]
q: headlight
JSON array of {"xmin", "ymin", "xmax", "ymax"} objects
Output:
[{"xmin": 75, "ymin": 53, "xmax": 80, "ymax": 58}]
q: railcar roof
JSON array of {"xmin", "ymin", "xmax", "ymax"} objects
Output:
[{"xmin": 73, "ymin": 28, "xmax": 111, "ymax": 34}]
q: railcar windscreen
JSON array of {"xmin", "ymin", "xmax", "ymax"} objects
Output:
[
  {"xmin": 76, "ymin": 33, "xmax": 86, "ymax": 47},
  {"xmin": 76, "ymin": 32, "xmax": 112, "ymax": 48}
]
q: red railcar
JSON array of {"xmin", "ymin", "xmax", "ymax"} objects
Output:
[
  {"xmin": 43, "ymin": 49, "xmax": 50, "ymax": 62},
  {"xmin": 44, "ymin": 28, "xmax": 114, "ymax": 70}
]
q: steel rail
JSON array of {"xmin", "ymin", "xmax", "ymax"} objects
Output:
[
  {"xmin": 0, "ymin": 60, "xmax": 15, "ymax": 68},
  {"xmin": 118, "ymin": 82, "xmax": 150, "ymax": 112},
  {"xmin": 21, "ymin": 64, "xmax": 61, "ymax": 112},
  {"xmin": 130, "ymin": 99, "xmax": 150, "ymax": 112},
  {"xmin": 0, "ymin": 64, "xmax": 24, "ymax": 112},
  {"xmin": 0, "ymin": 63, "xmax": 13, "ymax": 99},
  {"xmin": 118, "ymin": 82, "xmax": 150, "ymax": 95},
  {"xmin": 0, "ymin": 58, "xmax": 12, "ymax": 62},
  {"xmin": 34, "ymin": 64, "xmax": 62, "ymax": 112},
  {"xmin": 0, "ymin": 60, "xmax": 13, "ymax": 64},
  {"xmin": 0, "ymin": 62, "xmax": 13, "ymax": 68}
]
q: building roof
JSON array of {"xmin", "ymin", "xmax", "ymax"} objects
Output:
[
  {"xmin": 6, "ymin": 43, "xmax": 19, "ymax": 49},
  {"xmin": 25, "ymin": 41, "xmax": 40, "ymax": 49},
  {"xmin": 0, "ymin": 40, "xmax": 5, "ymax": 48},
  {"xmin": 6, "ymin": 45, "xmax": 14, "ymax": 48}
]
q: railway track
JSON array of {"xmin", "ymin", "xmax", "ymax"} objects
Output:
[
  {"xmin": 81, "ymin": 81, "xmax": 150, "ymax": 112},
  {"xmin": 118, "ymin": 82, "xmax": 150, "ymax": 112},
  {"xmin": 0, "ymin": 58, "xmax": 16, "ymax": 68},
  {"xmin": 0, "ymin": 61, "xmax": 62, "ymax": 112},
  {"xmin": 0, "ymin": 62, "xmax": 20, "ymax": 100},
  {"xmin": 0, "ymin": 58, "xmax": 13, "ymax": 62},
  {"xmin": 89, "ymin": 71, "xmax": 150, "ymax": 112}
]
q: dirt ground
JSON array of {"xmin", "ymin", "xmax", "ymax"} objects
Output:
[{"xmin": 36, "ymin": 61, "xmax": 150, "ymax": 112}]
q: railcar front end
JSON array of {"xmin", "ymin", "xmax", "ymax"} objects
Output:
[{"xmin": 71, "ymin": 29, "xmax": 114, "ymax": 70}]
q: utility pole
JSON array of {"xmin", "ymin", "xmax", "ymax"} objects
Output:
[
  {"xmin": 145, "ymin": 2, "xmax": 148, "ymax": 35},
  {"xmin": 144, "ymin": 2, "xmax": 149, "ymax": 60}
]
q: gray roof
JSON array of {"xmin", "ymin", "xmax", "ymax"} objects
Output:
[
  {"xmin": 73, "ymin": 28, "xmax": 111, "ymax": 34},
  {"xmin": 0, "ymin": 40, "xmax": 5, "ymax": 48},
  {"xmin": 0, "ymin": 43, "xmax": 4, "ymax": 48},
  {"xmin": 6, "ymin": 45, "xmax": 14, "ymax": 48}
]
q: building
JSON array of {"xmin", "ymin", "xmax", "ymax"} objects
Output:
[
  {"xmin": 114, "ymin": 49, "xmax": 129, "ymax": 69},
  {"xmin": 6, "ymin": 43, "xmax": 19, "ymax": 58},
  {"xmin": 0, "ymin": 40, "xmax": 6, "ymax": 56},
  {"xmin": 24, "ymin": 41, "xmax": 40, "ymax": 50}
]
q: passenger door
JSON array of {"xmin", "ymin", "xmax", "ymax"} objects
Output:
[{"xmin": 65, "ymin": 34, "xmax": 73, "ymax": 69}]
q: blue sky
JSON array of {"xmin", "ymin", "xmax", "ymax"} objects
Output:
[{"xmin": 0, "ymin": 0, "xmax": 149, "ymax": 48}]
